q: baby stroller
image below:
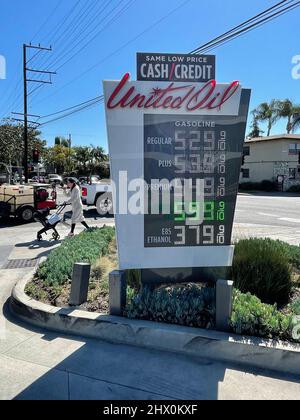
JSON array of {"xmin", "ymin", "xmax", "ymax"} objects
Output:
[{"xmin": 34, "ymin": 204, "xmax": 66, "ymax": 241}]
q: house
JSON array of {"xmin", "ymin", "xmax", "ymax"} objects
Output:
[{"xmin": 241, "ymin": 134, "xmax": 300, "ymax": 190}]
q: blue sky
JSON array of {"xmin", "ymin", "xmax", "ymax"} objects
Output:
[{"xmin": 0, "ymin": 0, "xmax": 299, "ymax": 151}]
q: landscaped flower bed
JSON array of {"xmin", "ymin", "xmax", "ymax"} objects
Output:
[
  {"xmin": 26, "ymin": 226, "xmax": 117, "ymax": 312},
  {"xmin": 25, "ymin": 232, "xmax": 300, "ymax": 343}
]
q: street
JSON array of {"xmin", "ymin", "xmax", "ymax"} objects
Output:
[
  {"xmin": 233, "ymin": 193, "xmax": 300, "ymax": 245},
  {"xmin": 1, "ymin": 192, "xmax": 300, "ymax": 400}
]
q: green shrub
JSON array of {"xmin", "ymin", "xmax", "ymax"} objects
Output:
[
  {"xmin": 37, "ymin": 227, "xmax": 115, "ymax": 286},
  {"xmin": 126, "ymin": 284, "xmax": 215, "ymax": 329},
  {"xmin": 230, "ymin": 238, "xmax": 292, "ymax": 305},
  {"xmin": 239, "ymin": 180, "xmax": 277, "ymax": 192},
  {"xmin": 287, "ymin": 185, "xmax": 300, "ymax": 193},
  {"xmin": 127, "ymin": 269, "xmax": 142, "ymax": 292},
  {"xmin": 273, "ymin": 240, "xmax": 300, "ymax": 271},
  {"xmin": 292, "ymin": 299, "xmax": 300, "ymax": 315},
  {"xmin": 260, "ymin": 180, "xmax": 277, "ymax": 192},
  {"xmin": 231, "ymin": 290, "xmax": 293, "ymax": 341},
  {"xmin": 239, "ymin": 182, "xmax": 261, "ymax": 191}
]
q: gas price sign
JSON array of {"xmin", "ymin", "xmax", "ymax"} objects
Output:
[
  {"xmin": 104, "ymin": 54, "xmax": 251, "ymax": 270},
  {"xmin": 144, "ymin": 108, "xmax": 249, "ymax": 248}
]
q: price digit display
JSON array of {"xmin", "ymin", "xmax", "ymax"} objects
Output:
[{"xmin": 144, "ymin": 114, "xmax": 245, "ymax": 248}]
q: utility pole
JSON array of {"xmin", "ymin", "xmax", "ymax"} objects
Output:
[
  {"xmin": 20, "ymin": 44, "xmax": 56, "ymax": 183},
  {"xmin": 68, "ymin": 133, "xmax": 72, "ymax": 173},
  {"xmin": 23, "ymin": 44, "xmax": 28, "ymax": 183}
]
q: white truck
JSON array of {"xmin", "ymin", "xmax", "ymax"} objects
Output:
[{"xmin": 81, "ymin": 179, "xmax": 113, "ymax": 216}]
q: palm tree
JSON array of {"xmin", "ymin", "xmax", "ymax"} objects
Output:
[
  {"xmin": 248, "ymin": 113, "xmax": 264, "ymax": 138},
  {"xmin": 278, "ymin": 99, "xmax": 300, "ymax": 134},
  {"xmin": 291, "ymin": 113, "xmax": 300, "ymax": 133},
  {"xmin": 74, "ymin": 146, "xmax": 93, "ymax": 174},
  {"xmin": 253, "ymin": 100, "xmax": 281, "ymax": 136},
  {"xmin": 91, "ymin": 146, "xmax": 107, "ymax": 163}
]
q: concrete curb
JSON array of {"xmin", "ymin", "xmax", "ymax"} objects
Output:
[{"xmin": 10, "ymin": 273, "xmax": 300, "ymax": 376}]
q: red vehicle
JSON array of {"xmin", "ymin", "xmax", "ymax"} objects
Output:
[
  {"xmin": 36, "ymin": 187, "xmax": 57, "ymax": 211},
  {"xmin": 0, "ymin": 184, "xmax": 57, "ymax": 222}
]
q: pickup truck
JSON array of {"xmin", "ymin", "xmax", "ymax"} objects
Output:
[{"xmin": 81, "ymin": 180, "xmax": 113, "ymax": 216}]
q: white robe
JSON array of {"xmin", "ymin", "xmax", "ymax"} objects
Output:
[{"xmin": 65, "ymin": 185, "xmax": 85, "ymax": 224}]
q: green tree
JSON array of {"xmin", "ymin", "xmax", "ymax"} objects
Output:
[
  {"xmin": 0, "ymin": 119, "xmax": 46, "ymax": 168},
  {"xmin": 55, "ymin": 136, "xmax": 70, "ymax": 148},
  {"xmin": 291, "ymin": 113, "xmax": 300, "ymax": 133},
  {"xmin": 92, "ymin": 146, "xmax": 107, "ymax": 163},
  {"xmin": 73, "ymin": 146, "xmax": 93, "ymax": 174},
  {"xmin": 253, "ymin": 100, "xmax": 281, "ymax": 136},
  {"xmin": 44, "ymin": 145, "xmax": 70, "ymax": 174},
  {"xmin": 248, "ymin": 114, "xmax": 264, "ymax": 138},
  {"xmin": 278, "ymin": 99, "xmax": 300, "ymax": 134}
]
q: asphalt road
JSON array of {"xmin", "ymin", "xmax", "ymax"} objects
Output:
[{"xmin": 233, "ymin": 193, "xmax": 300, "ymax": 245}]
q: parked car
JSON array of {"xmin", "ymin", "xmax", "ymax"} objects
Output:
[
  {"xmin": 77, "ymin": 177, "xmax": 88, "ymax": 185},
  {"xmin": 90, "ymin": 175, "xmax": 100, "ymax": 183},
  {"xmin": 29, "ymin": 176, "xmax": 47, "ymax": 184},
  {"xmin": 63, "ymin": 177, "xmax": 79, "ymax": 187},
  {"xmin": 81, "ymin": 179, "xmax": 113, "ymax": 216},
  {"xmin": 47, "ymin": 174, "xmax": 63, "ymax": 185}
]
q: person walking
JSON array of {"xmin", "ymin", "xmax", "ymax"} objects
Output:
[{"xmin": 64, "ymin": 178, "xmax": 90, "ymax": 237}]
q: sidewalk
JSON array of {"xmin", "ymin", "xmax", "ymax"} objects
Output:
[{"xmin": 1, "ymin": 224, "xmax": 300, "ymax": 399}]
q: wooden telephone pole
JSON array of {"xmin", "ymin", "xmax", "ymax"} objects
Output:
[{"xmin": 21, "ymin": 44, "xmax": 56, "ymax": 182}]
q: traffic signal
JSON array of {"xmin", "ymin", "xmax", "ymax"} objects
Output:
[
  {"xmin": 33, "ymin": 149, "xmax": 39, "ymax": 164},
  {"xmin": 241, "ymin": 154, "xmax": 245, "ymax": 166},
  {"xmin": 298, "ymin": 152, "xmax": 300, "ymax": 165}
]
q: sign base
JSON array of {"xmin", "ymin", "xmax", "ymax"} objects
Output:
[{"xmin": 141, "ymin": 267, "xmax": 228, "ymax": 286}]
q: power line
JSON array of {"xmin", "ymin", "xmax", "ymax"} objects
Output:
[
  {"xmin": 36, "ymin": 0, "xmax": 99, "ymax": 70},
  {"xmin": 194, "ymin": 2, "xmax": 300, "ymax": 55},
  {"xmin": 41, "ymin": 0, "xmax": 112, "ymax": 71},
  {"xmin": 40, "ymin": 95, "xmax": 104, "ymax": 119},
  {"xmin": 190, "ymin": 0, "xmax": 299, "ymax": 54},
  {"xmin": 38, "ymin": 0, "xmax": 83, "ymax": 47},
  {"xmin": 0, "ymin": 1, "xmax": 63, "ymax": 118},
  {"xmin": 39, "ymin": 97, "xmax": 104, "ymax": 127},
  {"xmin": 28, "ymin": 0, "xmax": 136, "ymax": 109},
  {"xmin": 27, "ymin": 0, "xmax": 115, "ymax": 105},
  {"xmin": 32, "ymin": 0, "xmax": 193, "ymax": 108},
  {"xmin": 37, "ymin": 0, "xmax": 300, "ymax": 129},
  {"xmin": 55, "ymin": 0, "xmax": 137, "ymax": 71},
  {"xmin": 12, "ymin": 44, "xmax": 56, "ymax": 182},
  {"xmin": 30, "ymin": 0, "xmax": 62, "ymax": 43},
  {"xmin": 189, "ymin": 0, "xmax": 292, "ymax": 54},
  {"xmin": 26, "ymin": 0, "xmax": 89, "ymax": 82}
]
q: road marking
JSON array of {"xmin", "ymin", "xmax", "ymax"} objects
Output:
[
  {"xmin": 258, "ymin": 213, "xmax": 280, "ymax": 218},
  {"xmin": 279, "ymin": 218, "xmax": 300, "ymax": 223}
]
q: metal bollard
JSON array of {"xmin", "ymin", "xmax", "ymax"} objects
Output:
[
  {"xmin": 69, "ymin": 263, "xmax": 91, "ymax": 306},
  {"xmin": 109, "ymin": 270, "xmax": 127, "ymax": 316},
  {"xmin": 216, "ymin": 279, "xmax": 234, "ymax": 332}
]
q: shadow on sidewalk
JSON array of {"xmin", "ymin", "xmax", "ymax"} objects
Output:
[
  {"xmin": 2, "ymin": 298, "xmax": 300, "ymax": 400},
  {"xmin": 12, "ymin": 239, "xmax": 62, "ymax": 260},
  {"xmin": 15, "ymin": 240, "xmax": 62, "ymax": 250}
]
